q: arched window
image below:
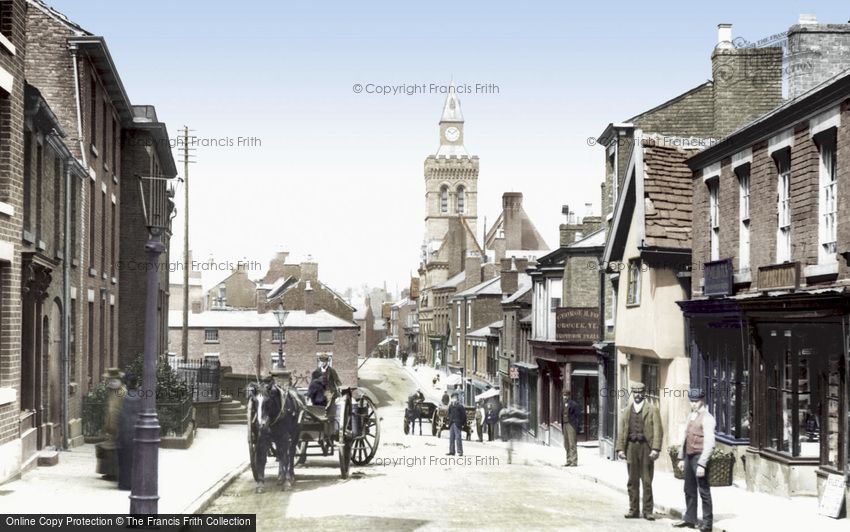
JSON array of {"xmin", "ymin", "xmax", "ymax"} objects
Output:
[
  {"xmin": 457, "ymin": 186, "xmax": 466, "ymax": 213},
  {"xmin": 440, "ymin": 185, "xmax": 449, "ymax": 213}
]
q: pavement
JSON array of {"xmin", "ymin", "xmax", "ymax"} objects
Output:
[
  {"xmin": 0, "ymin": 424, "xmax": 248, "ymax": 514},
  {"xmin": 401, "ymin": 358, "xmax": 849, "ymax": 532}
]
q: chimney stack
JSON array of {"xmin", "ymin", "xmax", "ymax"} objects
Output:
[
  {"xmin": 500, "ymin": 257, "xmax": 519, "ymax": 295},
  {"xmin": 711, "ymin": 21, "xmax": 782, "ymax": 138},
  {"xmin": 502, "ymin": 192, "xmax": 524, "ymax": 251},
  {"xmin": 304, "ymin": 281, "xmax": 315, "ymax": 314},
  {"xmin": 787, "ymin": 16, "xmax": 850, "ymax": 99},
  {"xmin": 465, "ymin": 251, "xmax": 482, "ymax": 287}
]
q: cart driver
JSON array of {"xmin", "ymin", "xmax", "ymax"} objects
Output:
[{"xmin": 311, "ymin": 353, "xmax": 341, "ymax": 404}]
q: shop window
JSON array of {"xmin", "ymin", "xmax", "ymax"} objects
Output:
[
  {"xmin": 696, "ymin": 320, "xmax": 749, "ymax": 440},
  {"xmin": 758, "ymin": 322, "xmax": 842, "ymax": 460}
]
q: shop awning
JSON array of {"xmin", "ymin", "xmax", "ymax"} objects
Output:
[{"xmin": 571, "ymin": 368, "xmax": 598, "ymax": 377}]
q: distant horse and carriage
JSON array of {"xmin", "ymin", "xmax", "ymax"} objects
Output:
[{"xmin": 245, "ymin": 368, "xmax": 380, "ymax": 493}]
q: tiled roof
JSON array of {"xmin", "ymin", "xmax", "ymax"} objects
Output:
[
  {"xmin": 455, "ymin": 276, "xmax": 501, "ymax": 298},
  {"xmin": 642, "ymin": 144, "xmax": 697, "ymax": 249}
]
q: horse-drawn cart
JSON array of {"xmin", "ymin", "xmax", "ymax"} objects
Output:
[
  {"xmin": 432, "ymin": 404, "xmax": 481, "ymax": 441},
  {"xmin": 404, "ymin": 398, "xmax": 439, "ymax": 436},
  {"xmin": 247, "ymin": 383, "xmax": 380, "ymax": 488}
]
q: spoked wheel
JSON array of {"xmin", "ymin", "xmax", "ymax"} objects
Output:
[
  {"xmin": 403, "ymin": 415, "xmax": 410, "ymax": 435},
  {"xmin": 247, "ymin": 401, "xmax": 260, "ymax": 482},
  {"xmin": 351, "ymin": 395, "xmax": 380, "ymax": 466},
  {"xmin": 431, "ymin": 411, "xmax": 439, "ymax": 437}
]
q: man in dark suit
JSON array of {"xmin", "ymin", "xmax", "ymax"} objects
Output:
[
  {"xmin": 446, "ymin": 393, "xmax": 467, "ymax": 456},
  {"xmin": 615, "ymin": 382, "xmax": 663, "ymax": 521},
  {"xmin": 562, "ymin": 391, "xmax": 581, "ymax": 466}
]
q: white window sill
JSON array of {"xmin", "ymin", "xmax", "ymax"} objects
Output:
[
  {"xmin": 0, "ymin": 387, "xmax": 16, "ymax": 406},
  {"xmin": 0, "ymin": 201, "xmax": 14, "ymax": 217},
  {"xmin": 0, "ymin": 33, "xmax": 15, "ymax": 55},
  {"xmin": 803, "ymin": 262, "xmax": 838, "ymax": 279},
  {"xmin": 733, "ymin": 270, "xmax": 752, "ymax": 284}
]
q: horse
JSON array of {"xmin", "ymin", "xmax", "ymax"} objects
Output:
[{"xmin": 249, "ymin": 379, "xmax": 303, "ymax": 493}]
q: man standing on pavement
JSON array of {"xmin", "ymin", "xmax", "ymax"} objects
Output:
[
  {"xmin": 616, "ymin": 382, "xmax": 663, "ymax": 521},
  {"xmin": 673, "ymin": 388, "xmax": 715, "ymax": 532},
  {"xmin": 446, "ymin": 392, "xmax": 467, "ymax": 456},
  {"xmin": 562, "ymin": 391, "xmax": 580, "ymax": 466}
]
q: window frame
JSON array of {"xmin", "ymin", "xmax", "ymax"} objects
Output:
[
  {"xmin": 440, "ymin": 185, "xmax": 449, "ymax": 213},
  {"xmin": 317, "ymin": 329, "xmax": 334, "ymax": 344},
  {"xmin": 626, "ymin": 259, "xmax": 641, "ymax": 306},
  {"xmin": 707, "ymin": 177, "xmax": 720, "ymax": 261},
  {"xmin": 815, "ymin": 130, "xmax": 837, "ymax": 264},
  {"xmin": 774, "ymin": 149, "xmax": 792, "ymax": 263},
  {"xmin": 456, "ymin": 185, "xmax": 466, "ymax": 214},
  {"xmin": 736, "ymin": 165, "xmax": 751, "ymax": 271},
  {"xmin": 204, "ymin": 328, "xmax": 219, "ymax": 344}
]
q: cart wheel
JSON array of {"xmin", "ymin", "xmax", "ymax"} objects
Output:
[
  {"xmin": 351, "ymin": 395, "xmax": 380, "ymax": 465},
  {"xmin": 431, "ymin": 411, "xmax": 438, "ymax": 437},
  {"xmin": 403, "ymin": 416, "xmax": 410, "ymax": 435},
  {"xmin": 339, "ymin": 394, "xmax": 352, "ymax": 479}
]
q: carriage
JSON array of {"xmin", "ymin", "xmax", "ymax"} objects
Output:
[
  {"xmin": 247, "ymin": 383, "xmax": 380, "ymax": 484},
  {"xmin": 403, "ymin": 398, "xmax": 439, "ymax": 436},
  {"xmin": 432, "ymin": 404, "xmax": 481, "ymax": 441}
]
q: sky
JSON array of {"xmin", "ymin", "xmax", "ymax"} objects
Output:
[{"xmin": 47, "ymin": 0, "xmax": 848, "ymax": 297}]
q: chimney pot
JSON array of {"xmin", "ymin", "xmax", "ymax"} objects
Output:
[{"xmin": 717, "ymin": 23, "xmax": 733, "ymax": 49}]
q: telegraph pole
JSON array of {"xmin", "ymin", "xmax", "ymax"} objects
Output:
[{"xmin": 179, "ymin": 127, "xmax": 196, "ymax": 361}]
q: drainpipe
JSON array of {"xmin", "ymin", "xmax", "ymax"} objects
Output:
[{"xmin": 61, "ymin": 159, "xmax": 71, "ymax": 451}]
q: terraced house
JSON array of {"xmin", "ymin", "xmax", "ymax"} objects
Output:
[{"xmin": 682, "ymin": 19, "xmax": 850, "ymax": 499}]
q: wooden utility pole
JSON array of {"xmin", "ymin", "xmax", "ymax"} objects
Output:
[{"xmin": 179, "ymin": 126, "xmax": 195, "ymax": 360}]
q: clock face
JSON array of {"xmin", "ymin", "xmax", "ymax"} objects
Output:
[{"xmin": 444, "ymin": 126, "xmax": 460, "ymax": 142}]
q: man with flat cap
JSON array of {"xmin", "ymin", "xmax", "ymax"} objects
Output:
[
  {"xmin": 673, "ymin": 388, "xmax": 715, "ymax": 531},
  {"xmin": 616, "ymin": 381, "xmax": 663, "ymax": 520}
]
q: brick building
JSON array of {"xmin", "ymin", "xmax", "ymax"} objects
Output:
[
  {"xmin": 596, "ymin": 22, "xmax": 784, "ymax": 463},
  {"xmin": 0, "ymin": 0, "xmax": 28, "ymax": 483},
  {"xmin": 259, "ymin": 255, "xmax": 354, "ymax": 322},
  {"xmin": 681, "ymin": 19, "xmax": 850, "ymax": 499},
  {"xmin": 167, "ymin": 309, "xmax": 360, "ymax": 392},
  {"xmin": 353, "ymin": 297, "xmax": 376, "ymax": 357}
]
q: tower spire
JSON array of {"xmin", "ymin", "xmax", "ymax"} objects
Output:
[{"xmin": 440, "ymin": 81, "xmax": 464, "ymax": 123}]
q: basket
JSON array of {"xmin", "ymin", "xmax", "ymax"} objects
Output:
[{"xmin": 668, "ymin": 446, "xmax": 736, "ymax": 486}]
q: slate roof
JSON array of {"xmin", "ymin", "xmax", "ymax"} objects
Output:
[
  {"xmin": 455, "ymin": 276, "xmax": 502, "ymax": 298},
  {"xmin": 467, "ymin": 320, "xmax": 503, "ymax": 338},
  {"xmin": 435, "ymin": 271, "xmax": 466, "ymax": 290},
  {"xmin": 642, "ymin": 144, "xmax": 697, "ymax": 249}
]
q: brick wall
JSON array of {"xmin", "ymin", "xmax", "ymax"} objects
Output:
[
  {"xmin": 0, "ymin": 0, "xmax": 26, "ymax": 450},
  {"xmin": 691, "ymin": 101, "xmax": 850, "ymax": 295},
  {"xmin": 563, "ymin": 253, "xmax": 601, "ymax": 308},
  {"xmin": 169, "ymin": 326, "xmax": 359, "ymax": 392},
  {"xmin": 788, "ymin": 24, "xmax": 850, "ymax": 99}
]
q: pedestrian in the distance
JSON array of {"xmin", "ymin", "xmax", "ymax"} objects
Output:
[
  {"xmin": 485, "ymin": 398, "xmax": 501, "ymax": 442},
  {"xmin": 562, "ymin": 391, "xmax": 580, "ymax": 466},
  {"xmin": 673, "ymin": 388, "xmax": 716, "ymax": 532},
  {"xmin": 615, "ymin": 382, "xmax": 663, "ymax": 521},
  {"xmin": 446, "ymin": 392, "xmax": 467, "ymax": 456},
  {"xmin": 116, "ymin": 372, "xmax": 142, "ymax": 491},
  {"xmin": 441, "ymin": 390, "xmax": 450, "ymax": 406}
]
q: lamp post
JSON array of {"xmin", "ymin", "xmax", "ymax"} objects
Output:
[
  {"xmin": 130, "ymin": 174, "xmax": 177, "ymax": 515},
  {"xmin": 273, "ymin": 308, "xmax": 289, "ymax": 368}
]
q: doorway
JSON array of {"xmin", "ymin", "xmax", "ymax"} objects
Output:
[{"xmin": 571, "ymin": 368, "xmax": 599, "ymax": 442}]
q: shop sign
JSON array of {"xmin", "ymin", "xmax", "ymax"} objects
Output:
[
  {"xmin": 555, "ymin": 307, "xmax": 599, "ymax": 343},
  {"xmin": 703, "ymin": 258, "xmax": 733, "ymax": 296},
  {"xmin": 758, "ymin": 262, "xmax": 800, "ymax": 291},
  {"xmin": 817, "ymin": 473, "xmax": 846, "ymax": 518}
]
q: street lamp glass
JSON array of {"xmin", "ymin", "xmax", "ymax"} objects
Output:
[{"xmin": 274, "ymin": 309, "xmax": 289, "ymax": 327}]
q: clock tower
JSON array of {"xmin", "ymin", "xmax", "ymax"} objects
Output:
[{"xmin": 422, "ymin": 83, "xmax": 479, "ymax": 261}]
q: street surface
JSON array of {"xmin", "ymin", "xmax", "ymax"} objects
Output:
[{"xmin": 205, "ymin": 359, "xmax": 675, "ymax": 531}]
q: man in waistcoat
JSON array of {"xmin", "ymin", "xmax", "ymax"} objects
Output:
[
  {"xmin": 615, "ymin": 381, "xmax": 663, "ymax": 521},
  {"xmin": 673, "ymin": 388, "xmax": 716, "ymax": 532}
]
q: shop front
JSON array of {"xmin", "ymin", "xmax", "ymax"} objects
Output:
[
  {"xmin": 512, "ymin": 362, "xmax": 538, "ymax": 437},
  {"xmin": 682, "ymin": 291, "xmax": 850, "ymax": 499}
]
